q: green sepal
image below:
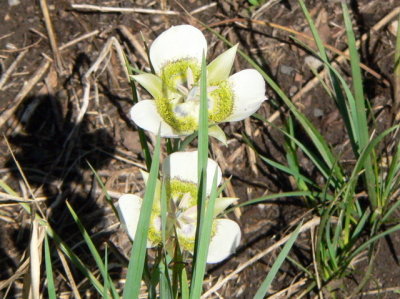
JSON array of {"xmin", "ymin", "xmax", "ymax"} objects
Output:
[
  {"xmin": 208, "ymin": 125, "xmax": 227, "ymax": 145},
  {"xmin": 207, "ymin": 44, "xmax": 238, "ymax": 84},
  {"xmin": 132, "ymin": 73, "xmax": 163, "ymax": 99},
  {"xmin": 213, "ymin": 197, "xmax": 238, "ymax": 217}
]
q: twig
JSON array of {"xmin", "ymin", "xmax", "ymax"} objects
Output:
[
  {"xmin": 361, "ymin": 286, "xmax": 400, "ymax": 296},
  {"xmin": 268, "ymin": 278, "xmax": 307, "ymax": 299},
  {"xmin": 190, "ymin": 3, "xmax": 217, "ymax": 15},
  {"xmin": 39, "ymin": 0, "xmax": 64, "ymax": 73},
  {"xmin": 118, "ymin": 25, "xmax": 149, "ymax": 62},
  {"xmin": 59, "ymin": 30, "xmax": 99, "ymax": 51},
  {"xmin": 57, "ymin": 248, "xmax": 82, "ymax": 299},
  {"xmin": 71, "ymin": 4, "xmax": 179, "ymax": 15},
  {"xmin": 0, "ymin": 59, "xmax": 51, "ymax": 129},
  {"xmin": 0, "ymin": 49, "xmax": 27, "ymax": 90},
  {"xmin": 202, "ymin": 217, "xmax": 321, "ymax": 298},
  {"xmin": 0, "ymin": 258, "xmax": 30, "ymax": 290},
  {"xmin": 0, "ymin": 39, "xmax": 42, "ymax": 53},
  {"xmin": 244, "ymin": 118, "xmax": 258, "ymax": 176},
  {"xmin": 252, "ymin": 0, "xmax": 280, "ymax": 19}
]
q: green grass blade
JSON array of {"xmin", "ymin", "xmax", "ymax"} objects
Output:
[
  {"xmin": 87, "ymin": 161, "xmax": 119, "ymax": 218},
  {"xmin": 253, "ymin": 221, "xmax": 303, "ymax": 298},
  {"xmin": 103, "ymin": 245, "xmax": 110, "ymax": 299},
  {"xmin": 298, "ymin": 0, "xmax": 358, "ymax": 153},
  {"xmin": 190, "ymin": 168, "xmax": 219, "ymax": 299},
  {"xmin": 179, "ymin": 132, "xmax": 198, "ymax": 151},
  {"xmin": 47, "ymin": 225, "xmax": 105, "ymax": 294},
  {"xmin": 342, "ymin": 125, "xmax": 400, "ymax": 241},
  {"xmin": 18, "ymin": 202, "xmax": 106, "ymax": 295},
  {"xmin": 252, "ymin": 114, "xmax": 337, "ymax": 185},
  {"xmin": 190, "ymin": 52, "xmax": 210, "ymax": 299},
  {"xmin": 197, "ymin": 51, "xmax": 209, "ymax": 182},
  {"xmin": 0, "ymin": 179, "xmax": 18, "ymax": 196},
  {"xmin": 382, "ymin": 139, "xmax": 400, "ymax": 204},
  {"xmin": 342, "ymin": 1, "xmax": 377, "ymax": 209},
  {"xmin": 123, "ymin": 133, "xmax": 161, "ymax": 299},
  {"xmin": 66, "ymin": 201, "xmax": 119, "ymax": 299},
  {"xmin": 44, "ymin": 234, "xmax": 57, "ymax": 299},
  {"xmin": 347, "ymin": 222, "xmax": 400, "ymax": 264},
  {"xmin": 381, "ymin": 199, "xmax": 400, "ymax": 224}
]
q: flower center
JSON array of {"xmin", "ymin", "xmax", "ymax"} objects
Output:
[{"xmin": 155, "ymin": 59, "xmax": 235, "ymax": 134}]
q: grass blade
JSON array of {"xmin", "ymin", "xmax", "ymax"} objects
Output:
[
  {"xmin": 44, "ymin": 234, "xmax": 57, "ymax": 299},
  {"xmin": 190, "ymin": 52, "xmax": 210, "ymax": 299},
  {"xmin": 253, "ymin": 221, "xmax": 303, "ymax": 298},
  {"xmin": 342, "ymin": 1, "xmax": 377, "ymax": 209},
  {"xmin": 190, "ymin": 168, "xmax": 219, "ymax": 299},
  {"xmin": 66, "ymin": 201, "xmax": 119, "ymax": 299},
  {"xmin": 123, "ymin": 132, "xmax": 161, "ymax": 299}
]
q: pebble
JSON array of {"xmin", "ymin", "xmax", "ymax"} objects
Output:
[
  {"xmin": 313, "ymin": 108, "xmax": 324, "ymax": 118},
  {"xmin": 280, "ymin": 64, "xmax": 295, "ymax": 75},
  {"xmin": 305, "ymin": 55, "xmax": 323, "ymax": 70},
  {"xmin": 389, "ymin": 20, "xmax": 398, "ymax": 36},
  {"xmin": 8, "ymin": 0, "xmax": 20, "ymax": 6}
]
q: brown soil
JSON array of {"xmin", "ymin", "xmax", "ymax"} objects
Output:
[{"xmin": 1, "ymin": 0, "xmax": 400, "ymax": 298}]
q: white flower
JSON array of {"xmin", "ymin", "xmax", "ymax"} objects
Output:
[
  {"xmin": 117, "ymin": 151, "xmax": 241, "ymax": 263},
  {"xmin": 130, "ymin": 24, "xmax": 266, "ymax": 138}
]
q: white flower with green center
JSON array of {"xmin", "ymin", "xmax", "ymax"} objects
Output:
[
  {"xmin": 130, "ymin": 24, "xmax": 266, "ymax": 138},
  {"xmin": 117, "ymin": 151, "xmax": 241, "ymax": 263}
]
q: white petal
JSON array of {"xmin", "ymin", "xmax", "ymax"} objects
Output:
[
  {"xmin": 207, "ymin": 219, "xmax": 241, "ymax": 263},
  {"xmin": 225, "ymin": 69, "xmax": 266, "ymax": 121},
  {"xmin": 117, "ymin": 194, "xmax": 142, "ymax": 241},
  {"xmin": 162, "ymin": 151, "xmax": 222, "ymax": 195},
  {"xmin": 150, "ymin": 25, "xmax": 207, "ymax": 74},
  {"xmin": 130, "ymin": 100, "xmax": 180, "ymax": 138}
]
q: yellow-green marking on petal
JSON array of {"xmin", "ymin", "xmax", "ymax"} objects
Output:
[
  {"xmin": 160, "ymin": 58, "xmax": 200, "ymax": 90},
  {"xmin": 209, "ymin": 80, "xmax": 234, "ymax": 123},
  {"xmin": 168, "ymin": 179, "xmax": 198, "ymax": 207}
]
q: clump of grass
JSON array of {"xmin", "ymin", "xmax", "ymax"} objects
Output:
[{"xmin": 235, "ymin": 0, "xmax": 400, "ymax": 296}]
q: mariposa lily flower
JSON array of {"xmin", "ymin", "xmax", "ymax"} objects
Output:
[
  {"xmin": 117, "ymin": 151, "xmax": 241, "ymax": 263},
  {"xmin": 130, "ymin": 24, "xmax": 266, "ymax": 139}
]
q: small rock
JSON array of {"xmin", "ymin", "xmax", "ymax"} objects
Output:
[
  {"xmin": 305, "ymin": 55, "xmax": 323, "ymax": 70},
  {"xmin": 313, "ymin": 108, "xmax": 324, "ymax": 118},
  {"xmin": 8, "ymin": 0, "xmax": 20, "ymax": 6},
  {"xmin": 389, "ymin": 20, "xmax": 398, "ymax": 36},
  {"xmin": 280, "ymin": 64, "xmax": 295, "ymax": 75},
  {"xmin": 289, "ymin": 86, "xmax": 298, "ymax": 96}
]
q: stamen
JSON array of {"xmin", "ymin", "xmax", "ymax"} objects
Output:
[
  {"xmin": 186, "ymin": 67, "xmax": 194, "ymax": 89},
  {"xmin": 176, "ymin": 84, "xmax": 189, "ymax": 95}
]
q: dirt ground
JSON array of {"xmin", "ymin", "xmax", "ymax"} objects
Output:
[{"xmin": 1, "ymin": 0, "xmax": 400, "ymax": 298}]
